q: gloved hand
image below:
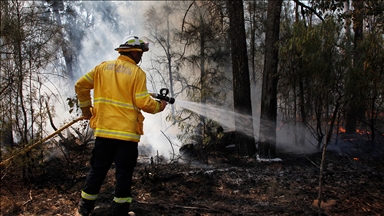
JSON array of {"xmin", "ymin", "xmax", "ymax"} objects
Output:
[
  {"xmin": 159, "ymin": 100, "xmax": 167, "ymax": 112},
  {"xmin": 80, "ymin": 106, "xmax": 92, "ymax": 119}
]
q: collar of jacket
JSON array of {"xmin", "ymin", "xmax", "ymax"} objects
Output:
[{"xmin": 118, "ymin": 55, "xmax": 136, "ymax": 64}]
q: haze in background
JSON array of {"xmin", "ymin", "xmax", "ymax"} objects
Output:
[{"xmin": 53, "ymin": 1, "xmax": 317, "ymax": 160}]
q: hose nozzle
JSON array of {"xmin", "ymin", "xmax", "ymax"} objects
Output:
[{"xmin": 150, "ymin": 88, "xmax": 175, "ymax": 104}]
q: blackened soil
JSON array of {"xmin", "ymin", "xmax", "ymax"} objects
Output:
[{"xmin": 1, "ymin": 135, "xmax": 383, "ymax": 216}]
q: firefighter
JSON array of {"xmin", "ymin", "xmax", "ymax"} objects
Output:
[{"xmin": 74, "ymin": 36, "xmax": 167, "ymax": 216}]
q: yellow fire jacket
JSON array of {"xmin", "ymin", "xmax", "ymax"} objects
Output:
[{"xmin": 75, "ymin": 55, "xmax": 162, "ymax": 142}]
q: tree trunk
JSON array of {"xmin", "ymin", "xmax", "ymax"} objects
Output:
[
  {"xmin": 198, "ymin": 15, "xmax": 206, "ymax": 147},
  {"xmin": 166, "ymin": 6, "xmax": 175, "ymax": 115},
  {"xmin": 226, "ymin": 0, "xmax": 256, "ymax": 157},
  {"xmin": 345, "ymin": 0, "xmax": 365, "ymax": 134},
  {"xmin": 258, "ymin": 0, "xmax": 283, "ymax": 158},
  {"xmin": 51, "ymin": 0, "xmax": 74, "ymax": 80}
]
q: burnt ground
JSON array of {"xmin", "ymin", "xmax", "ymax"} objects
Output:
[{"xmin": 1, "ymin": 133, "xmax": 384, "ymax": 216}]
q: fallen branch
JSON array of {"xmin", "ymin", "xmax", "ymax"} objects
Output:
[
  {"xmin": 174, "ymin": 205, "xmax": 208, "ymax": 210},
  {"xmin": 136, "ymin": 201, "xmax": 224, "ymax": 213},
  {"xmin": 304, "ymin": 154, "xmax": 320, "ymax": 169},
  {"xmin": 23, "ymin": 190, "xmax": 33, "ymax": 206},
  {"xmin": 160, "ymin": 130, "xmax": 175, "ymax": 161},
  {"xmin": 173, "ymin": 204, "xmax": 228, "ymax": 214}
]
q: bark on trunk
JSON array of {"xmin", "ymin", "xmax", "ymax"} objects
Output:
[
  {"xmin": 258, "ymin": 0, "xmax": 283, "ymax": 158},
  {"xmin": 226, "ymin": 0, "xmax": 256, "ymax": 157}
]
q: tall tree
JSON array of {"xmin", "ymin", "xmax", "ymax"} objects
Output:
[
  {"xmin": 356, "ymin": 0, "xmax": 384, "ymax": 141},
  {"xmin": 345, "ymin": 0, "xmax": 365, "ymax": 133},
  {"xmin": 244, "ymin": 0, "xmax": 267, "ymax": 83},
  {"xmin": 258, "ymin": 0, "xmax": 283, "ymax": 158},
  {"xmin": 178, "ymin": 1, "xmax": 230, "ymax": 146},
  {"xmin": 144, "ymin": 2, "xmax": 177, "ymax": 115},
  {"xmin": 46, "ymin": 0, "xmax": 74, "ymax": 79},
  {"xmin": 0, "ymin": 0, "xmax": 62, "ymax": 181},
  {"xmin": 226, "ymin": 0, "xmax": 256, "ymax": 157}
]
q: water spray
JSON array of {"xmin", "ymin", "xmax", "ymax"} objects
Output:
[{"xmin": 150, "ymin": 88, "xmax": 175, "ymax": 104}]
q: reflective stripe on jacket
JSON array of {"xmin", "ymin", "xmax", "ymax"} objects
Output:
[{"xmin": 75, "ymin": 55, "xmax": 162, "ymax": 142}]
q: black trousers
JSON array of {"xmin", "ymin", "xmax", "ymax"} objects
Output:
[{"xmin": 80, "ymin": 137, "xmax": 138, "ymax": 212}]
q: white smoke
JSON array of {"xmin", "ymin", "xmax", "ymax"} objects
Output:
[{"xmin": 51, "ymin": 1, "xmax": 318, "ymax": 160}]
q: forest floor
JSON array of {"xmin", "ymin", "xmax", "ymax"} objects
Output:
[{"xmin": 1, "ymin": 132, "xmax": 384, "ymax": 216}]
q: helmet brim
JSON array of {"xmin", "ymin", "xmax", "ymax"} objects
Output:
[{"xmin": 115, "ymin": 48, "xmax": 146, "ymax": 53}]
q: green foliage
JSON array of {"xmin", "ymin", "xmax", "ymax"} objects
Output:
[
  {"xmin": 279, "ymin": 14, "xmax": 347, "ymax": 147},
  {"xmin": 278, "ymin": 0, "xmax": 384, "ymax": 145}
]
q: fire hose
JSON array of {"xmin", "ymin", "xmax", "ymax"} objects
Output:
[{"xmin": 0, "ymin": 116, "xmax": 85, "ymax": 167}]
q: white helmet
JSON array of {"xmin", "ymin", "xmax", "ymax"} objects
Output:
[{"xmin": 114, "ymin": 36, "xmax": 149, "ymax": 53}]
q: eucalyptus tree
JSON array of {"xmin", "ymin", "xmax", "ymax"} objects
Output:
[
  {"xmin": 258, "ymin": 0, "xmax": 283, "ymax": 158},
  {"xmin": 143, "ymin": 1, "xmax": 180, "ymax": 116},
  {"xmin": 45, "ymin": 0, "xmax": 83, "ymax": 80},
  {"xmin": 363, "ymin": 31, "xmax": 384, "ymax": 142},
  {"xmin": 279, "ymin": 0, "xmax": 353, "ymax": 151},
  {"xmin": 225, "ymin": 0, "xmax": 257, "ymax": 157},
  {"xmin": 278, "ymin": 0, "xmax": 327, "ymax": 149},
  {"xmin": 344, "ymin": 0, "xmax": 365, "ymax": 133},
  {"xmin": 1, "ymin": 0, "xmax": 63, "ymax": 181},
  {"xmin": 310, "ymin": 0, "xmax": 384, "ymax": 137},
  {"xmin": 278, "ymin": 1, "xmax": 307, "ymax": 148},
  {"xmin": 344, "ymin": 0, "xmax": 384, "ymax": 136},
  {"xmin": 356, "ymin": 0, "xmax": 384, "ymax": 141},
  {"xmin": 279, "ymin": 0, "xmax": 383, "ymax": 146},
  {"xmin": 176, "ymin": 0, "xmax": 231, "ymax": 148},
  {"xmin": 244, "ymin": 0, "xmax": 267, "ymax": 83},
  {"xmin": 278, "ymin": 1, "xmax": 383, "ymax": 211}
]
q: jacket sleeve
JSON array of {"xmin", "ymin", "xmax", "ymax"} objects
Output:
[
  {"xmin": 75, "ymin": 69, "xmax": 95, "ymax": 108},
  {"xmin": 133, "ymin": 69, "xmax": 162, "ymax": 114}
]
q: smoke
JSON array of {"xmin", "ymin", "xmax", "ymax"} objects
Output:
[
  {"xmin": 140, "ymin": 112, "xmax": 182, "ymax": 159},
  {"xmin": 51, "ymin": 1, "xmax": 318, "ymax": 160},
  {"xmin": 276, "ymin": 123, "xmax": 319, "ymax": 154},
  {"xmin": 252, "ymin": 75, "xmax": 319, "ymax": 154},
  {"xmin": 77, "ymin": 2, "xmax": 144, "ymax": 78}
]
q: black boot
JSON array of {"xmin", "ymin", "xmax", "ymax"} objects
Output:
[
  {"xmin": 77, "ymin": 199, "xmax": 96, "ymax": 216},
  {"xmin": 112, "ymin": 202, "xmax": 130, "ymax": 216}
]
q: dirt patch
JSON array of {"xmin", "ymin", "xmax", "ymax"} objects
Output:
[{"xmin": 1, "ymin": 136, "xmax": 384, "ymax": 216}]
